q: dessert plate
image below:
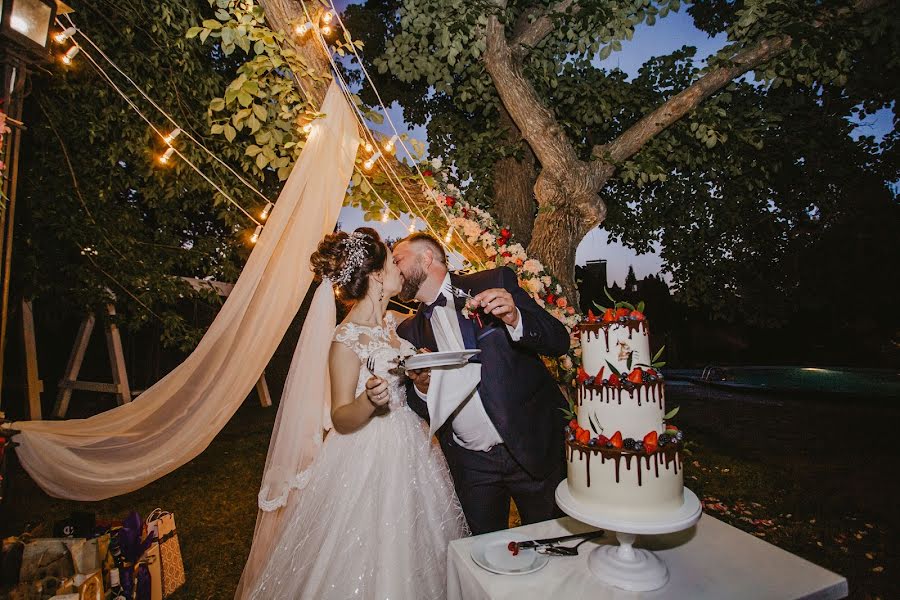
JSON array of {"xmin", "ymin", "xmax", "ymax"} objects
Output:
[
  {"xmin": 470, "ymin": 531, "xmax": 550, "ymax": 576},
  {"xmin": 404, "ymin": 349, "xmax": 481, "ymax": 370}
]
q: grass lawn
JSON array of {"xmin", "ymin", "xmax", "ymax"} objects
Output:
[{"xmin": 2, "ymin": 382, "xmax": 897, "ymax": 599}]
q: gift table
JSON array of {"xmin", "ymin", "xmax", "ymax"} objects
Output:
[{"xmin": 447, "ymin": 515, "xmax": 848, "ymax": 600}]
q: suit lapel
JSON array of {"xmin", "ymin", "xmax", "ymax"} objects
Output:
[{"xmin": 450, "ymin": 273, "xmax": 478, "ymax": 351}]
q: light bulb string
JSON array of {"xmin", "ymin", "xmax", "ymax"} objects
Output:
[
  {"xmin": 62, "ymin": 15, "xmax": 274, "ymax": 207},
  {"xmin": 76, "ymin": 43, "xmax": 260, "ymax": 226},
  {"xmin": 305, "ymin": 1, "xmax": 485, "ymax": 267},
  {"xmin": 301, "ymin": 1, "xmax": 483, "ymax": 267},
  {"xmin": 323, "ymin": 0, "xmax": 479, "ymax": 257}
]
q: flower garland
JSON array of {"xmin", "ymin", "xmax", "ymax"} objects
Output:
[{"xmin": 419, "ymin": 160, "xmax": 581, "ymax": 383}]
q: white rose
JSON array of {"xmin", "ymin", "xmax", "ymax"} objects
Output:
[
  {"xmin": 526, "ymin": 278, "xmax": 543, "ymax": 293},
  {"xmin": 485, "ymin": 261, "xmax": 496, "ymax": 269},
  {"xmin": 560, "ymin": 355, "xmax": 573, "ymax": 370},
  {"xmin": 431, "ymin": 157, "xmax": 443, "ymax": 170},
  {"xmin": 523, "ymin": 259, "xmax": 543, "ymax": 274},
  {"xmin": 541, "ymin": 275, "xmax": 552, "ymax": 286}
]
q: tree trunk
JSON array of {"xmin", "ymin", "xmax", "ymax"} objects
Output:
[
  {"xmin": 259, "ymin": 0, "xmax": 332, "ymax": 105},
  {"xmin": 491, "ymin": 107, "xmax": 537, "ymax": 246}
]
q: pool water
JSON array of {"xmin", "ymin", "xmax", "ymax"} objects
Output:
[{"xmin": 667, "ymin": 367, "xmax": 899, "ymax": 399}]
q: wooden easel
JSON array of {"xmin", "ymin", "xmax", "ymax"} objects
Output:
[
  {"xmin": 53, "ymin": 303, "xmax": 132, "ymax": 418},
  {"xmin": 52, "ymin": 279, "xmax": 273, "ymax": 419}
]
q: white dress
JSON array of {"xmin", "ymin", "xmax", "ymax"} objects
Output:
[{"xmin": 247, "ymin": 313, "xmax": 470, "ymax": 599}]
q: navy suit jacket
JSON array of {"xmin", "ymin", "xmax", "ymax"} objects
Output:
[{"xmin": 397, "ymin": 267, "xmax": 570, "ymax": 479}]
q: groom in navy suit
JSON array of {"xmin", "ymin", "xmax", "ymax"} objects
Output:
[{"xmin": 393, "ymin": 233, "xmax": 570, "ymax": 534}]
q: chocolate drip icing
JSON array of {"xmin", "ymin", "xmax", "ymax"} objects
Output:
[{"xmin": 567, "ymin": 440, "xmax": 683, "ymax": 488}]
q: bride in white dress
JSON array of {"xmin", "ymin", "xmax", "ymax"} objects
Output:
[{"xmin": 236, "ymin": 227, "xmax": 469, "ymax": 599}]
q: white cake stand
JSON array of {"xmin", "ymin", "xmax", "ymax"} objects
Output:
[{"xmin": 555, "ymin": 481, "xmax": 702, "ymax": 592}]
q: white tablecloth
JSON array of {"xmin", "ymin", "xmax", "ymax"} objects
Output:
[{"xmin": 448, "ymin": 515, "xmax": 848, "ymax": 600}]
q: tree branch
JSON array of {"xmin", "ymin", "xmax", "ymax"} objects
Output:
[
  {"xmin": 510, "ymin": 0, "xmax": 577, "ymax": 53},
  {"xmin": 592, "ymin": 0, "xmax": 887, "ymax": 168},
  {"xmin": 484, "ymin": 13, "xmax": 581, "ymax": 174}
]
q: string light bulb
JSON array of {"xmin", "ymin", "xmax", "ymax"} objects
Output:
[
  {"xmin": 381, "ymin": 208, "xmax": 389, "ymax": 223},
  {"xmin": 322, "ymin": 11, "xmax": 334, "ymax": 24},
  {"xmin": 364, "ymin": 151, "xmax": 382, "ymax": 170},
  {"xmin": 364, "ymin": 141, "xmax": 374, "ymax": 153},
  {"xmin": 260, "ymin": 202, "xmax": 274, "ymax": 220},
  {"xmin": 163, "ymin": 128, "xmax": 182, "ymax": 144},
  {"xmin": 302, "ymin": 122, "xmax": 314, "ymax": 134},
  {"xmin": 408, "ymin": 220, "xmax": 417, "ymax": 233},
  {"xmin": 384, "ymin": 134, "xmax": 399, "ymax": 152},
  {"xmin": 321, "ymin": 24, "xmax": 332, "ymax": 36},
  {"xmin": 294, "ymin": 22, "xmax": 313, "ymax": 35},
  {"xmin": 250, "ymin": 224, "xmax": 263, "ymax": 244},
  {"xmin": 444, "ymin": 228, "xmax": 454, "ymax": 243},
  {"xmin": 54, "ymin": 27, "xmax": 76, "ymax": 43},
  {"xmin": 159, "ymin": 147, "xmax": 175, "ymax": 164},
  {"xmin": 62, "ymin": 45, "xmax": 80, "ymax": 65}
]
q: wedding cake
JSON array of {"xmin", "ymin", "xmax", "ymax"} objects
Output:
[{"xmin": 565, "ymin": 305, "xmax": 684, "ymax": 519}]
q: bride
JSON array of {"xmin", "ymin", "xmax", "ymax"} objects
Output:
[{"xmin": 235, "ymin": 227, "xmax": 469, "ymax": 599}]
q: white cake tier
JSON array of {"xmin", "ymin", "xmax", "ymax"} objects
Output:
[
  {"xmin": 577, "ymin": 383, "xmax": 666, "ymax": 441},
  {"xmin": 566, "ymin": 443, "xmax": 684, "ymax": 519},
  {"xmin": 580, "ymin": 321, "xmax": 650, "ymax": 378}
]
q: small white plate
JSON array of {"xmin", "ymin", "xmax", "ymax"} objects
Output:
[
  {"xmin": 470, "ymin": 531, "xmax": 550, "ymax": 576},
  {"xmin": 404, "ymin": 349, "xmax": 481, "ymax": 370}
]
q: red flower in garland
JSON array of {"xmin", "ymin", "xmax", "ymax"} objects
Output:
[
  {"xmin": 445, "ymin": 196, "xmax": 456, "ymax": 207},
  {"xmin": 500, "ymin": 228, "xmax": 511, "ymax": 239},
  {"xmin": 423, "ymin": 170, "xmax": 433, "ymax": 177}
]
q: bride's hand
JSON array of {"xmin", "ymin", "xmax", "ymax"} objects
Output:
[{"xmin": 365, "ymin": 375, "xmax": 390, "ymax": 407}]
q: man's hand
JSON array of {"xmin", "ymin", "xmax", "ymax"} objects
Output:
[
  {"xmin": 408, "ymin": 368, "xmax": 431, "ymax": 394},
  {"xmin": 472, "ymin": 288, "xmax": 519, "ymax": 328}
]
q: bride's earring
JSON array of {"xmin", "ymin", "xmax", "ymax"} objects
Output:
[{"xmin": 379, "ymin": 282, "xmax": 384, "ymax": 303}]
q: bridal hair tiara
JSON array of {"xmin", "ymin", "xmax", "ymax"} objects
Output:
[{"xmin": 334, "ymin": 231, "xmax": 369, "ymax": 286}]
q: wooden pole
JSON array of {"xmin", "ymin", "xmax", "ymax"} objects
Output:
[{"xmin": 0, "ymin": 56, "xmax": 26, "ymax": 411}]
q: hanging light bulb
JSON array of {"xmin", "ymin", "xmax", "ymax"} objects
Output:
[
  {"xmin": 260, "ymin": 202, "xmax": 274, "ymax": 220},
  {"xmin": 384, "ymin": 134, "xmax": 399, "ymax": 152},
  {"xmin": 364, "ymin": 151, "xmax": 382, "ymax": 170},
  {"xmin": 54, "ymin": 27, "xmax": 76, "ymax": 43},
  {"xmin": 294, "ymin": 22, "xmax": 313, "ymax": 35},
  {"xmin": 322, "ymin": 11, "xmax": 334, "ymax": 24},
  {"xmin": 364, "ymin": 141, "xmax": 374, "ymax": 153},
  {"xmin": 321, "ymin": 24, "xmax": 332, "ymax": 36},
  {"xmin": 302, "ymin": 122, "xmax": 314, "ymax": 134},
  {"xmin": 158, "ymin": 147, "xmax": 175, "ymax": 164},
  {"xmin": 163, "ymin": 128, "xmax": 182, "ymax": 144},
  {"xmin": 62, "ymin": 45, "xmax": 80, "ymax": 65},
  {"xmin": 251, "ymin": 224, "xmax": 263, "ymax": 244},
  {"xmin": 381, "ymin": 208, "xmax": 389, "ymax": 223},
  {"xmin": 408, "ymin": 220, "xmax": 417, "ymax": 233},
  {"xmin": 444, "ymin": 227, "xmax": 454, "ymax": 243}
]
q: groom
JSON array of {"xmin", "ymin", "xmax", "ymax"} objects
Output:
[{"xmin": 393, "ymin": 233, "xmax": 570, "ymax": 534}]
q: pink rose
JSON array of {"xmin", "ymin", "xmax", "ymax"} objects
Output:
[{"xmin": 556, "ymin": 297, "xmax": 567, "ymax": 309}]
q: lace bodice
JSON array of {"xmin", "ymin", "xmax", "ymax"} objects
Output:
[{"xmin": 333, "ymin": 312, "xmax": 417, "ymax": 410}]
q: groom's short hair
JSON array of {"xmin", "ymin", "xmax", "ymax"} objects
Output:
[{"xmin": 399, "ymin": 232, "xmax": 447, "ymax": 267}]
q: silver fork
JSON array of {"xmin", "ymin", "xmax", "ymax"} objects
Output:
[
  {"xmin": 366, "ymin": 356, "xmax": 377, "ymax": 376},
  {"xmin": 444, "ymin": 283, "xmax": 473, "ymax": 300}
]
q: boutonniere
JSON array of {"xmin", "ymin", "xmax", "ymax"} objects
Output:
[{"xmin": 462, "ymin": 298, "xmax": 484, "ymax": 328}]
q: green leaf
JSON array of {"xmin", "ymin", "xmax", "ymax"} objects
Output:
[
  {"xmin": 627, "ymin": 352, "xmax": 633, "ymax": 370},
  {"xmin": 664, "ymin": 406, "xmax": 680, "ymax": 420},
  {"xmin": 209, "ymin": 98, "xmax": 226, "ymax": 111},
  {"xmin": 237, "ymin": 91, "xmax": 253, "ymax": 107},
  {"xmin": 186, "ymin": 27, "xmax": 202, "ymax": 39},
  {"xmin": 224, "ymin": 124, "xmax": 236, "ymax": 142},
  {"xmin": 592, "ymin": 301, "xmax": 607, "ymax": 312},
  {"xmin": 606, "ymin": 360, "xmax": 621, "ymax": 377},
  {"xmin": 621, "ymin": 301, "xmax": 635, "ymax": 310},
  {"xmin": 202, "ymin": 20, "xmax": 222, "ymax": 30},
  {"xmin": 652, "ymin": 345, "xmax": 666, "ymax": 363},
  {"xmin": 604, "ymin": 287, "xmax": 617, "ymax": 304},
  {"xmin": 636, "ymin": 301, "xmax": 645, "ymax": 313}
]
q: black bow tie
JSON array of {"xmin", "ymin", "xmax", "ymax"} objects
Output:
[{"xmin": 422, "ymin": 293, "xmax": 448, "ymax": 319}]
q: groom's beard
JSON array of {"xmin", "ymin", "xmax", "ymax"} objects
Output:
[{"xmin": 399, "ymin": 263, "xmax": 427, "ymax": 302}]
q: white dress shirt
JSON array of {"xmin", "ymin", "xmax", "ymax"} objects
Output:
[{"xmin": 414, "ymin": 273, "xmax": 524, "ymax": 451}]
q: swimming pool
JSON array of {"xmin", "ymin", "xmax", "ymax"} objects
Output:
[{"xmin": 667, "ymin": 366, "xmax": 900, "ymax": 400}]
